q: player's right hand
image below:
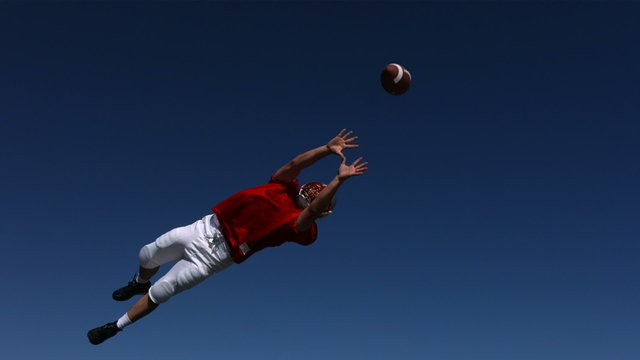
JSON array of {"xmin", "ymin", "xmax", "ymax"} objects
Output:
[{"xmin": 327, "ymin": 129, "xmax": 359, "ymax": 160}]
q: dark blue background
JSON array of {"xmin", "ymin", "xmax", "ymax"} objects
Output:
[{"xmin": 1, "ymin": 2, "xmax": 638, "ymax": 359}]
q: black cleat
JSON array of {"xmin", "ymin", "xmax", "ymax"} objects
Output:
[
  {"xmin": 87, "ymin": 322, "xmax": 120, "ymax": 345},
  {"xmin": 112, "ymin": 276, "xmax": 151, "ymax": 301}
]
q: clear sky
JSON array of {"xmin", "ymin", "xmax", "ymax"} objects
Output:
[{"xmin": 1, "ymin": 2, "xmax": 639, "ymax": 359}]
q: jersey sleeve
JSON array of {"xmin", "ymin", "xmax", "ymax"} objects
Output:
[{"xmin": 269, "ymin": 174, "xmax": 301, "ymax": 199}]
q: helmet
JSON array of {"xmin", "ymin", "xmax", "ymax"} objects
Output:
[{"xmin": 296, "ymin": 182, "xmax": 336, "ymax": 218}]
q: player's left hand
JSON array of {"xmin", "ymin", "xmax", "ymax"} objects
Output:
[
  {"xmin": 338, "ymin": 157, "xmax": 368, "ymax": 181},
  {"xmin": 327, "ymin": 129, "xmax": 359, "ymax": 160}
]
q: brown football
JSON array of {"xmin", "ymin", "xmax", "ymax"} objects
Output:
[{"xmin": 380, "ymin": 63, "xmax": 412, "ymax": 95}]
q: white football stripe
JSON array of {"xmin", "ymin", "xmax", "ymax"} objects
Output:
[{"xmin": 391, "ymin": 63, "xmax": 404, "ymax": 84}]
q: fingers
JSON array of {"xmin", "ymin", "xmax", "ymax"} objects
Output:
[
  {"xmin": 334, "ymin": 129, "xmax": 359, "ymax": 150},
  {"xmin": 341, "ymin": 130, "xmax": 353, "ymax": 138},
  {"xmin": 346, "ymin": 157, "xmax": 367, "ymax": 168},
  {"xmin": 350, "ymin": 157, "xmax": 368, "ymax": 175},
  {"xmin": 353, "ymin": 163, "xmax": 368, "ymax": 175},
  {"xmin": 345, "ymin": 137, "xmax": 359, "ymax": 145},
  {"xmin": 338, "ymin": 129, "xmax": 356, "ymax": 139},
  {"xmin": 354, "ymin": 157, "xmax": 368, "ymax": 166},
  {"xmin": 355, "ymin": 162, "xmax": 368, "ymax": 173}
]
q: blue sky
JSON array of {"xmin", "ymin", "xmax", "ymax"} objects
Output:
[{"xmin": 1, "ymin": 2, "xmax": 639, "ymax": 359}]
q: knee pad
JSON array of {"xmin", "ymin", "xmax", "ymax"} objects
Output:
[
  {"xmin": 138, "ymin": 244, "xmax": 155, "ymax": 268},
  {"xmin": 148, "ymin": 280, "xmax": 175, "ymax": 304}
]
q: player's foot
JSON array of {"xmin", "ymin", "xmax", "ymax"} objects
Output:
[
  {"xmin": 112, "ymin": 277, "xmax": 151, "ymax": 301},
  {"xmin": 87, "ymin": 322, "xmax": 120, "ymax": 345}
]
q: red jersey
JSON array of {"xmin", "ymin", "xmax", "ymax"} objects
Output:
[{"xmin": 212, "ymin": 175, "xmax": 318, "ymax": 263}]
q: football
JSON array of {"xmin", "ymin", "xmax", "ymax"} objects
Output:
[{"xmin": 380, "ymin": 63, "xmax": 412, "ymax": 95}]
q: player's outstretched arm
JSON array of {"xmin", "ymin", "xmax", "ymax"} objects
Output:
[
  {"xmin": 296, "ymin": 157, "xmax": 369, "ymax": 231},
  {"xmin": 274, "ymin": 129, "xmax": 359, "ymax": 182}
]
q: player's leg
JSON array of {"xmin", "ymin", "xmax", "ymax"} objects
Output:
[
  {"xmin": 125, "ymin": 232, "xmax": 233, "ymax": 322},
  {"xmin": 88, "ymin": 215, "xmax": 232, "ymax": 345},
  {"xmin": 88, "ymin": 258, "xmax": 214, "ymax": 345},
  {"xmin": 86, "ymin": 292, "xmax": 158, "ymax": 345},
  {"xmin": 138, "ymin": 264, "xmax": 159, "ymax": 281},
  {"xmin": 144, "ymin": 214, "xmax": 233, "ymax": 305},
  {"xmin": 112, "ymin": 223, "xmax": 197, "ymax": 301},
  {"xmin": 127, "ymin": 293, "xmax": 158, "ymax": 322}
]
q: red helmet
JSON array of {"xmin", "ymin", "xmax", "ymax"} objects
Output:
[{"xmin": 296, "ymin": 182, "xmax": 336, "ymax": 217}]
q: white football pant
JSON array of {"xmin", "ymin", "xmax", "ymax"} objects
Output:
[{"xmin": 138, "ymin": 214, "xmax": 233, "ymax": 304}]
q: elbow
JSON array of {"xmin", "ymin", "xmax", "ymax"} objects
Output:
[{"xmin": 307, "ymin": 203, "xmax": 325, "ymax": 216}]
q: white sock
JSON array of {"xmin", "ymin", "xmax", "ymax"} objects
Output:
[
  {"xmin": 116, "ymin": 313, "xmax": 132, "ymax": 330},
  {"xmin": 135, "ymin": 273, "xmax": 149, "ymax": 284}
]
